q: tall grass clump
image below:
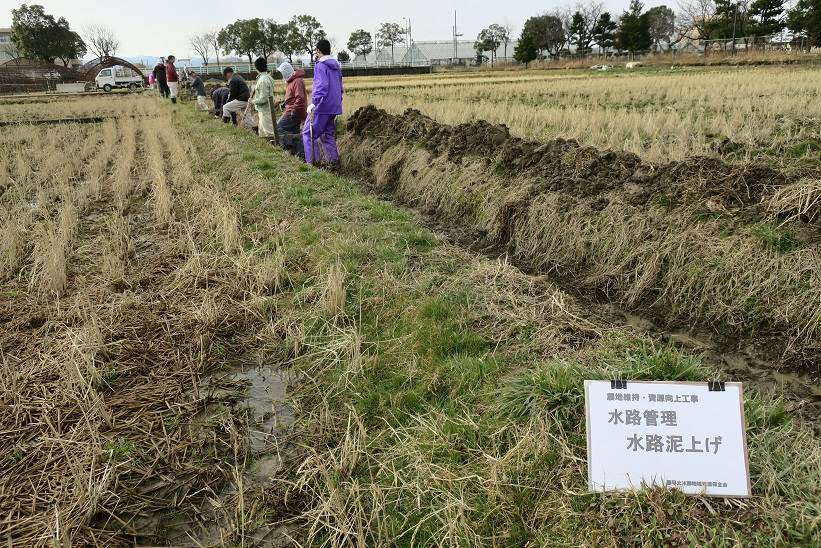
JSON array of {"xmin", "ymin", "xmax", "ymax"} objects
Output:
[
  {"xmin": 113, "ymin": 117, "xmax": 136, "ymax": 209},
  {"xmin": 143, "ymin": 121, "xmax": 174, "ymax": 224},
  {"xmin": 767, "ymin": 178, "xmax": 821, "ymax": 223},
  {"xmin": 31, "ymin": 221, "xmax": 66, "ymax": 297},
  {"xmin": 0, "ymin": 211, "xmax": 25, "ymax": 279}
]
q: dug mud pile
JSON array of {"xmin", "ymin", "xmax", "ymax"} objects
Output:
[{"xmin": 341, "ymin": 106, "xmax": 821, "ymax": 371}]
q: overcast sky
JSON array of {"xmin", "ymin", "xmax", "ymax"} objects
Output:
[{"xmin": 0, "ymin": 0, "xmax": 663, "ymax": 60}]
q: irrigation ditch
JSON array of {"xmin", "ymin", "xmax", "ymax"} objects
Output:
[{"xmin": 336, "ymin": 105, "xmax": 820, "ymax": 419}]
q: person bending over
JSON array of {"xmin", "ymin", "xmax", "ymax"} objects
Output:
[
  {"xmin": 221, "ymin": 67, "xmax": 256, "ymax": 128},
  {"xmin": 303, "ymin": 39, "xmax": 343, "ymax": 168},
  {"xmin": 190, "ymin": 71, "xmax": 208, "ymax": 111},
  {"xmin": 212, "ymin": 85, "xmax": 229, "ymax": 119}
]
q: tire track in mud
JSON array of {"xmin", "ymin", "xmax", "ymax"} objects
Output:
[{"xmin": 335, "ymin": 106, "xmax": 820, "ymax": 421}]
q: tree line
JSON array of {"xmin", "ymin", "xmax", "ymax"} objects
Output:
[
  {"xmin": 510, "ymin": 0, "xmax": 820, "ymax": 65},
  {"xmin": 6, "ymin": 0, "xmax": 820, "ymax": 70},
  {"xmin": 193, "ymin": 19, "xmax": 417, "ymax": 66},
  {"xmin": 8, "ymin": 4, "xmax": 121, "ymax": 67},
  {"xmin": 190, "ymin": 15, "xmax": 327, "ymax": 67}
]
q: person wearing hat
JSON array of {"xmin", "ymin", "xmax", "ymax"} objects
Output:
[
  {"xmin": 251, "ymin": 57, "xmax": 275, "ymax": 137},
  {"xmin": 276, "ymin": 61, "xmax": 307, "ymax": 137},
  {"xmin": 303, "ymin": 39, "xmax": 343, "ymax": 167}
]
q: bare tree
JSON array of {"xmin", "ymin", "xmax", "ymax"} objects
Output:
[
  {"xmin": 84, "ymin": 25, "xmax": 119, "ymax": 59},
  {"xmin": 377, "ymin": 22, "xmax": 406, "ymax": 62},
  {"xmin": 553, "ymin": 6, "xmax": 575, "ymax": 56},
  {"xmin": 206, "ymin": 31, "xmax": 220, "ymax": 67},
  {"xmin": 190, "ymin": 32, "xmax": 211, "ymax": 65},
  {"xmin": 501, "ymin": 23, "xmax": 514, "ymax": 58},
  {"xmin": 677, "ymin": 0, "xmax": 717, "ymax": 40},
  {"xmin": 569, "ymin": 1, "xmax": 604, "ymax": 53}
]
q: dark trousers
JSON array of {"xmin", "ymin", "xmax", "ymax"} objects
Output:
[
  {"xmin": 158, "ymin": 81, "xmax": 170, "ymax": 98},
  {"xmin": 277, "ymin": 112, "xmax": 304, "ymax": 156},
  {"xmin": 277, "ymin": 112, "xmax": 301, "ymax": 134}
]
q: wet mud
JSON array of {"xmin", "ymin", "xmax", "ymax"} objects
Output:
[{"xmin": 346, "ymin": 105, "xmax": 819, "ymax": 221}]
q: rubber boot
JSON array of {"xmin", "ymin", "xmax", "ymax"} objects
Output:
[
  {"xmin": 171, "ymin": 98, "xmax": 177, "ymax": 104},
  {"xmin": 222, "ymin": 116, "xmax": 231, "ymax": 124},
  {"xmin": 231, "ymin": 112, "xmax": 238, "ymax": 126}
]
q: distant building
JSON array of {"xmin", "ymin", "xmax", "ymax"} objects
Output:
[
  {"xmin": 0, "ymin": 28, "xmax": 15, "ymax": 64},
  {"xmin": 404, "ymin": 40, "xmax": 519, "ymax": 65},
  {"xmin": 352, "ymin": 40, "xmax": 519, "ymax": 67},
  {"xmin": 352, "ymin": 46, "xmax": 410, "ymax": 66}
]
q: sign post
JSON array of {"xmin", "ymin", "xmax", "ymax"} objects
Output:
[{"xmin": 585, "ymin": 380, "xmax": 751, "ymax": 497}]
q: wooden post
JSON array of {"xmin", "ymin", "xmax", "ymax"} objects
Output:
[{"xmin": 268, "ymin": 96, "xmax": 279, "ymax": 145}]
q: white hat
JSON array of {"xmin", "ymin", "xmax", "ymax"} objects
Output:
[{"xmin": 277, "ymin": 62, "xmax": 295, "ymax": 82}]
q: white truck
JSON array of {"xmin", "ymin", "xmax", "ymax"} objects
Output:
[{"xmin": 95, "ymin": 67, "xmax": 144, "ymax": 92}]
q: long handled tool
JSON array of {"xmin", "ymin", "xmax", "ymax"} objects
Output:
[
  {"xmin": 308, "ymin": 115, "xmax": 318, "ymax": 166},
  {"xmin": 267, "ymin": 96, "xmax": 280, "ymax": 145}
]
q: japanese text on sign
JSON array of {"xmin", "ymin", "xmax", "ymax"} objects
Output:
[{"xmin": 585, "ymin": 380, "xmax": 751, "ymax": 497}]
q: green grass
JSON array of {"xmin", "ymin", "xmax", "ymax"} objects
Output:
[
  {"xmin": 105, "ymin": 438, "xmax": 136, "ymax": 461},
  {"xmin": 175, "ymin": 107, "xmax": 820, "ymax": 547},
  {"xmin": 784, "ymin": 139, "xmax": 821, "ymax": 158},
  {"xmin": 750, "ymin": 222, "xmax": 800, "ymax": 252}
]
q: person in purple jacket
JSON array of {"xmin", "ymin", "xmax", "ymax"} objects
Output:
[{"xmin": 303, "ymin": 39, "xmax": 343, "ymax": 167}]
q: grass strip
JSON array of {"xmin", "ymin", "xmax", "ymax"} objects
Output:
[{"xmin": 177, "ymin": 107, "xmax": 819, "ymax": 547}]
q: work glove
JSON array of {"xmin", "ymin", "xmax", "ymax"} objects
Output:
[{"xmin": 307, "ymin": 103, "xmax": 315, "ymax": 117}]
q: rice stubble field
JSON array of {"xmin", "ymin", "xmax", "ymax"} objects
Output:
[{"xmin": 0, "ymin": 64, "xmax": 819, "ymax": 546}]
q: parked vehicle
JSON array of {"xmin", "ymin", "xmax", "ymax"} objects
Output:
[{"xmin": 95, "ymin": 67, "xmax": 144, "ymax": 92}]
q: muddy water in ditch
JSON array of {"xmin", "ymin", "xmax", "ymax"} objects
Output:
[
  {"xmin": 230, "ymin": 365, "xmax": 294, "ymax": 454},
  {"xmin": 134, "ymin": 360, "xmax": 295, "ymax": 546},
  {"xmin": 614, "ymin": 309, "xmax": 820, "ymax": 421}
]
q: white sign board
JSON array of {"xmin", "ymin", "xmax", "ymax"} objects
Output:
[{"xmin": 585, "ymin": 380, "xmax": 750, "ymax": 497}]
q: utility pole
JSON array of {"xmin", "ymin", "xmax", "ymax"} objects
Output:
[
  {"xmin": 731, "ymin": 1, "xmax": 738, "ymax": 56},
  {"xmin": 452, "ymin": 11, "xmax": 463, "ymax": 64},
  {"xmin": 403, "ymin": 17, "xmax": 413, "ymax": 65}
]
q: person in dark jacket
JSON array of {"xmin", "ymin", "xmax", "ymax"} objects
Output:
[
  {"xmin": 154, "ymin": 59, "xmax": 169, "ymax": 98},
  {"xmin": 221, "ymin": 67, "xmax": 255, "ymax": 128},
  {"xmin": 212, "ymin": 86, "xmax": 230, "ymax": 119},
  {"xmin": 190, "ymin": 71, "xmax": 207, "ymax": 111}
]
